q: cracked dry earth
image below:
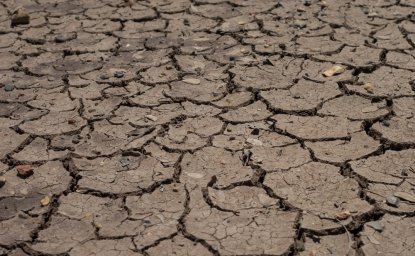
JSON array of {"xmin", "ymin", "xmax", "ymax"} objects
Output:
[{"xmin": 1, "ymin": 0, "xmax": 415, "ymax": 256}]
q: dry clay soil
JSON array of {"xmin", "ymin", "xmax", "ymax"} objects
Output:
[{"xmin": 1, "ymin": 0, "xmax": 415, "ymax": 255}]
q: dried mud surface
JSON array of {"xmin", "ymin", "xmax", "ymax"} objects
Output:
[{"xmin": 1, "ymin": 0, "xmax": 415, "ymax": 255}]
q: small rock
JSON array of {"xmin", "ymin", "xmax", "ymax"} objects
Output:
[
  {"xmin": 382, "ymin": 120, "xmax": 390, "ymax": 127},
  {"xmin": 40, "ymin": 196, "xmax": 50, "ymax": 206},
  {"xmin": 182, "ymin": 78, "xmax": 201, "ymax": 85},
  {"xmin": 368, "ymin": 12, "xmax": 379, "ymax": 18},
  {"xmin": 367, "ymin": 221, "xmax": 384, "ymax": 232},
  {"xmin": 0, "ymin": 177, "xmax": 6, "ymax": 188},
  {"xmin": 262, "ymin": 59, "xmax": 274, "ymax": 66},
  {"xmin": 4, "ymin": 84, "xmax": 15, "ymax": 91},
  {"xmin": 242, "ymin": 149, "xmax": 252, "ymax": 166},
  {"xmin": 186, "ymin": 172, "xmax": 205, "ymax": 179},
  {"xmin": 114, "ymin": 71, "xmax": 125, "ymax": 78},
  {"xmin": 119, "ymin": 157, "xmax": 130, "ymax": 167},
  {"xmin": 319, "ymin": 213, "xmax": 329, "ymax": 219},
  {"xmin": 55, "ymin": 33, "xmax": 76, "ymax": 43},
  {"xmin": 251, "ymin": 128, "xmax": 260, "ymax": 135},
  {"xmin": 67, "ymin": 119, "xmax": 76, "ymax": 125},
  {"xmin": 363, "ymin": 83, "xmax": 374, "ymax": 94},
  {"xmin": 293, "ymin": 19, "xmax": 307, "ymax": 28},
  {"xmin": 92, "ymin": 149, "xmax": 102, "ymax": 155},
  {"xmin": 128, "ymin": 127, "xmax": 154, "ymax": 137},
  {"xmin": 254, "ymin": 158, "xmax": 263, "ymax": 164},
  {"xmin": 100, "ymin": 74, "xmax": 109, "ymax": 80},
  {"xmin": 401, "ymin": 169, "xmax": 408, "ymax": 176},
  {"xmin": 335, "ymin": 210, "xmax": 351, "ymax": 220},
  {"xmin": 322, "ymin": 65, "xmax": 345, "ymax": 77},
  {"xmin": 18, "ymin": 211, "xmax": 29, "ymax": 219},
  {"xmin": 55, "ymin": 35, "xmax": 66, "ymax": 43},
  {"xmin": 11, "ymin": 7, "xmax": 30, "ymax": 26},
  {"xmin": 145, "ymin": 114, "xmax": 158, "ymax": 121},
  {"xmin": 246, "ymin": 137, "xmax": 263, "ymax": 146},
  {"xmin": 16, "ymin": 164, "xmax": 34, "ymax": 178},
  {"xmin": 386, "ymin": 195, "xmax": 400, "ymax": 207}
]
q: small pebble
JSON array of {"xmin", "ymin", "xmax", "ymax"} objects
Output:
[
  {"xmin": 128, "ymin": 127, "xmax": 154, "ymax": 137},
  {"xmin": 55, "ymin": 33, "xmax": 75, "ymax": 43},
  {"xmin": 100, "ymin": 74, "xmax": 109, "ymax": 80},
  {"xmin": 251, "ymin": 128, "xmax": 260, "ymax": 135},
  {"xmin": 386, "ymin": 195, "xmax": 400, "ymax": 207},
  {"xmin": 18, "ymin": 211, "xmax": 29, "ymax": 219},
  {"xmin": 120, "ymin": 157, "xmax": 130, "ymax": 167},
  {"xmin": 242, "ymin": 149, "xmax": 252, "ymax": 166},
  {"xmin": 55, "ymin": 35, "xmax": 66, "ymax": 43},
  {"xmin": 322, "ymin": 65, "xmax": 345, "ymax": 77},
  {"xmin": 367, "ymin": 221, "xmax": 384, "ymax": 232},
  {"xmin": 16, "ymin": 164, "xmax": 34, "ymax": 179},
  {"xmin": 293, "ymin": 19, "xmax": 307, "ymax": 28},
  {"xmin": 401, "ymin": 169, "xmax": 408, "ymax": 176},
  {"xmin": 4, "ymin": 84, "xmax": 14, "ymax": 91},
  {"xmin": 382, "ymin": 120, "xmax": 390, "ymax": 127},
  {"xmin": 114, "ymin": 71, "xmax": 125, "ymax": 78},
  {"xmin": 67, "ymin": 119, "xmax": 76, "ymax": 125},
  {"xmin": 40, "ymin": 196, "xmax": 50, "ymax": 206},
  {"xmin": 145, "ymin": 114, "xmax": 158, "ymax": 121},
  {"xmin": 363, "ymin": 83, "xmax": 374, "ymax": 94},
  {"xmin": 0, "ymin": 177, "xmax": 6, "ymax": 188},
  {"xmin": 11, "ymin": 8, "xmax": 30, "ymax": 26},
  {"xmin": 182, "ymin": 78, "xmax": 200, "ymax": 85}
]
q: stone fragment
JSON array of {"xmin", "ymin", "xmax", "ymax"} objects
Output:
[
  {"xmin": 367, "ymin": 221, "xmax": 384, "ymax": 232},
  {"xmin": 40, "ymin": 196, "xmax": 50, "ymax": 206},
  {"xmin": 182, "ymin": 78, "xmax": 200, "ymax": 85},
  {"xmin": 0, "ymin": 176, "xmax": 6, "ymax": 188},
  {"xmin": 4, "ymin": 84, "xmax": 14, "ymax": 91},
  {"xmin": 113, "ymin": 70, "xmax": 125, "ymax": 78},
  {"xmin": 363, "ymin": 83, "xmax": 374, "ymax": 93},
  {"xmin": 11, "ymin": 8, "xmax": 30, "ymax": 26},
  {"xmin": 322, "ymin": 65, "xmax": 345, "ymax": 77},
  {"xmin": 335, "ymin": 210, "xmax": 351, "ymax": 220},
  {"xmin": 16, "ymin": 164, "xmax": 34, "ymax": 178},
  {"xmin": 386, "ymin": 195, "xmax": 400, "ymax": 207}
]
